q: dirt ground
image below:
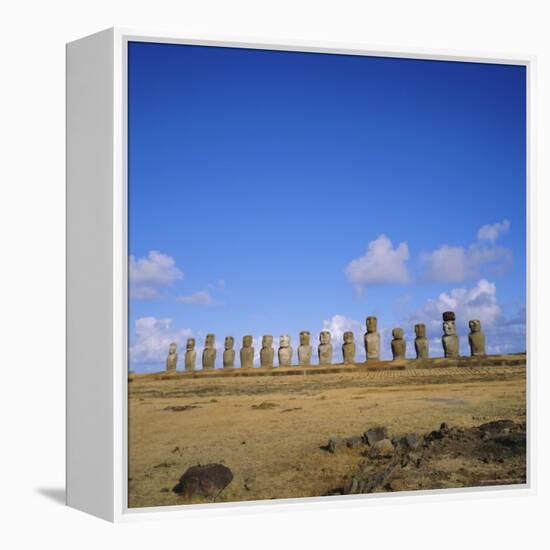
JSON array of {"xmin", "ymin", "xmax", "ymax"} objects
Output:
[{"xmin": 128, "ymin": 360, "xmax": 527, "ymax": 508}]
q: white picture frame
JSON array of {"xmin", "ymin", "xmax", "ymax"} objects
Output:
[{"xmin": 66, "ymin": 27, "xmax": 536, "ymax": 522}]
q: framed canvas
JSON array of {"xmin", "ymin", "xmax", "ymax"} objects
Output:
[{"xmin": 66, "ymin": 28, "xmax": 535, "ymax": 522}]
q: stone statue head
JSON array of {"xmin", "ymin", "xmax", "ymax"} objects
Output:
[
  {"xmin": 443, "ymin": 321, "xmax": 456, "ymax": 336},
  {"xmin": 469, "ymin": 320, "xmax": 481, "ymax": 333},
  {"xmin": 366, "ymin": 316, "xmax": 378, "ymax": 333},
  {"xmin": 168, "ymin": 342, "xmax": 177, "ymax": 355},
  {"xmin": 442, "ymin": 311, "xmax": 456, "ymax": 322},
  {"xmin": 280, "ymin": 335, "xmax": 290, "ymax": 348},
  {"xmin": 205, "ymin": 334, "xmax": 215, "ymax": 348},
  {"xmin": 320, "ymin": 331, "xmax": 331, "ymax": 344},
  {"xmin": 299, "ymin": 331, "xmax": 311, "ymax": 346},
  {"xmin": 414, "ymin": 323, "xmax": 426, "ymax": 338},
  {"xmin": 186, "ymin": 338, "xmax": 195, "ymax": 351},
  {"xmin": 224, "ymin": 336, "xmax": 234, "ymax": 350},
  {"xmin": 242, "ymin": 335, "xmax": 253, "ymax": 347},
  {"xmin": 343, "ymin": 331, "xmax": 354, "ymax": 343},
  {"xmin": 392, "ymin": 328, "xmax": 404, "ymax": 340},
  {"xmin": 262, "ymin": 335, "xmax": 273, "ymax": 347}
]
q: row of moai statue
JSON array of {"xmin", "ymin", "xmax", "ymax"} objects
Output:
[{"xmin": 165, "ymin": 312, "xmax": 486, "ymax": 371}]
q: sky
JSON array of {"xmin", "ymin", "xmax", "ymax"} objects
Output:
[{"xmin": 128, "ymin": 41, "xmax": 526, "ymax": 372}]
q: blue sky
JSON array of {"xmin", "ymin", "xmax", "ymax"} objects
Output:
[{"xmin": 128, "ymin": 42, "xmax": 526, "ymax": 372}]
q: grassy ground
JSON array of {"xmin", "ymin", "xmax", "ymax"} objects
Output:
[{"xmin": 128, "ymin": 358, "xmax": 526, "ymax": 508}]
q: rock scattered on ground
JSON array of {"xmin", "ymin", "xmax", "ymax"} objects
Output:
[
  {"xmin": 243, "ymin": 477, "xmax": 254, "ymax": 491},
  {"xmin": 393, "ymin": 432, "xmax": 422, "ymax": 451},
  {"xmin": 325, "ymin": 435, "xmax": 366, "ymax": 453},
  {"xmin": 153, "ymin": 461, "xmax": 176, "ymax": 469},
  {"xmin": 346, "ymin": 436, "xmax": 363, "ymax": 449},
  {"xmin": 326, "ymin": 437, "xmax": 347, "ymax": 454},
  {"xmin": 363, "ymin": 426, "xmax": 389, "ymax": 445},
  {"xmin": 164, "ymin": 405, "xmax": 198, "ymax": 412},
  {"xmin": 479, "ymin": 419, "xmax": 514, "ymax": 432},
  {"xmin": 327, "ymin": 419, "xmax": 526, "ymax": 496},
  {"xmin": 369, "ymin": 438, "xmax": 395, "ymax": 457},
  {"xmin": 323, "ymin": 426, "xmax": 393, "ymax": 454},
  {"xmin": 251, "ymin": 401, "xmax": 279, "ymax": 410}
]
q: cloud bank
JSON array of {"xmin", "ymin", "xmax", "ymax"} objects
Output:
[
  {"xmin": 421, "ymin": 219, "xmax": 512, "ymax": 283},
  {"xmin": 129, "ymin": 317, "xmax": 193, "ymax": 366},
  {"xmin": 477, "ymin": 219, "xmax": 511, "ymax": 243},
  {"xmin": 129, "ymin": 250, "xmax": 183, "ymax": 300},
  {"xmin": 409, "ymin": 279, "xmax": 525, "ymax": 356},
  {"xmin": 346, "ymin": 220, "xmax": 513, "ymax": 292},
  {"xmin": 177, "ymin": 290, "xmax": 217, "ymax": 306},
  {"xmin": 345, "ymin": 235, "xmax": 410, "ymax": 293}
]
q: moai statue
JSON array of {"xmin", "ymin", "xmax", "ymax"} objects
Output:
[
  {"xmin": 240, "ymin": 335, "xmax": 254, "ymax": 369},
  {"xmin": 442, "ymin": 312, "xmax": 459, "ymax": 358},
  {"xmin": 185, "ymin": 338, "xmax": 196, "ymax": 371},
  {"xmin": 202, "ymin": 333, "xmax": 217, "ymax": 370},
  {"xmin": 318, "ymin": 331, "xmax": 333, "ymax": 365},
  {"xmin": 223, "ymin": 336, "xmax": 235, "ymax": 368},
  {"xmin": 468, "ymin": 320, "xmax": 486, "ymax": 356},
  {"xmin": 391, "ymin": 328, "xmax": 406, "ymax": 360},
  {"xmin": 165, "ymin": 342, "xmax": 178, "ymax": 372},
  {"xmin": 342, "ymin": 331, "xmax": 356, "ymax": 364},
  {"xmin": 298, "ymin": 331, "xmax": 312, "ymax": 366},
  {"xmin": 414, "ymin": 323, "xmax": 429, "ymax": 359},
  {"xmin": 364, "ymin": 316, "xmax": 381, "ymax": 360},
  {"xmin": 260, "ymin": 335, "xmax": 275, "ymax": 368},
  {"xmin": 278, "ymin": 335, "xmax": 293, "ymax": 367}
]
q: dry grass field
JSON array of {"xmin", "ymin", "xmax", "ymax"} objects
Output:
[{"xmin": 128, "ymin": 356, "xmax": 527, "ymax": 509}]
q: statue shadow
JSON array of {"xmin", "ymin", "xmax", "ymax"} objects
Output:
[{"xmin": 35, "ymin": 487, "xmax": 66, "ymax": 505}]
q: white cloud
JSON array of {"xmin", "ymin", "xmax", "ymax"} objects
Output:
[
  {"xmin": 321, "ymin": 315, "xmax": 399, "ymax": 360},
  {"xmin": 322, "ymin": 315, "xmax": 368, "ymax": 360},
  {"xmin": 322, "ymin": 314, "xmax": 362, "ymax": 344},
  {"xmin": 467, "ymin": 245, "xmax": 512, "ymax": 275},
  {"xmin": 421, "ymin": 221, "xmax": 512, "ymax": 283},
  {"xmin": 129, "ymin": 286, "xmax": 159, "ymax": 300},
  {"xmin": 345, "ymin": 235, "xmax": 410, "ymax": 293},
  {"xmin": 484, "ymin": 305, "xmax": 526, "ymax": 355},
  {"xmin": 177, "ymin": 290, "xmax": 217, "ymax": 306},
  {"xmin": 130, "ymin": 250, "xmax": 183, "ymax": 285},
  {"xmin": 422, "ymin": 244, "xmax": 511, "ymax": 283},
  {"xmin": 477, "ymin": 219, "xmax": 511, "ymax": 243},
  {"xmin": 408, "ymin": 279, "xmax": 524, "ymax": 356},
  {"xmin": 252, "ymin": 336, "xmax": 264, "ymax": 366},
  {"xmin": 129, "ymin": 251, "xmax": 183, "ymax": 300},
  {"xmin": 420, "ymin": 245, "xmax": 468, "ymax": 283},
  {"xmin": 129, "ymin": 317, "xmax": 193, "ymax": 365},
  {"xmin": 414, "ymin": 279, "xmax": 502, "ymax": 329},
  {"xmin": 345, "ymin": 221, "xmax": 512, "ymax": 290}
]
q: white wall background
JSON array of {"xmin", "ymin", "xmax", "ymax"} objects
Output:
[{"xmin": 0, "ymin": 0, "xmax": 548, "ymax": 546}]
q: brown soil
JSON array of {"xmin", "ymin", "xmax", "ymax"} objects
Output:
[{"xmin": 128, "ymin": 359, "xmax": 526, "ymax": 508}]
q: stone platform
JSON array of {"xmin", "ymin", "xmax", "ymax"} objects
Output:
[{"xmin": 132, "ymin": 353, "xmax": 526, "ymax": 381}]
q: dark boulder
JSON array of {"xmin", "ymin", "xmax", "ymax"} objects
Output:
[
  {"xmin": 394, "ymin": 432, "xmax": 422, "ymax": 451},
  {"xmin": 491, "ymin": 433, "xmax": 526, "ymax": 452},
  {"xmin": 173, "ymin": 463, "xmax": 233, "ymax": 499},
  {"xmin": 364, "ymin": 426, "xmax": 389, "ymax": 446},
  {"xmin": 478, "ymin": 419, "xmax": 515, "ymax": 433},
  {"xmin": 369, "ymin": 438, "xmax": 395, "ymax": 457},
  {"xmin": 326, "ymin": 437, "xmax": 347, "ymax": 453}
]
